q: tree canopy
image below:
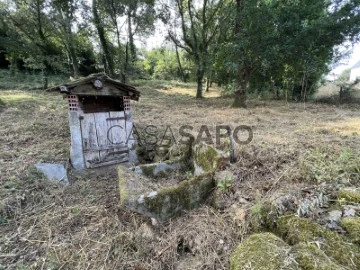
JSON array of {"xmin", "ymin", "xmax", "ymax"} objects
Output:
[{"xmin": 0, "ymin": 0, "xmax": 359, "ymax": 101}]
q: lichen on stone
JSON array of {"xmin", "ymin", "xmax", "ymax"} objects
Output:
[
  {"xmin": 291, "ymin": 243, "xmax": 344, "ymax": 270},
  {"xmin": 278, "ymin": 215, "xmax": 360, "ymax": 269},
  {"xmin": 230, "ymin": 233, "xmax": 299, "ymax": 270},
  {"xmin": 341, "ymin": 217, "xmax": 360, "ymax": 244},
  {"xmin": 338, "ymin": 189, "xmax": 360, "ymax": 204}
]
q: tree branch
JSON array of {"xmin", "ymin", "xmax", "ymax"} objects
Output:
[
  {"xmin": 187, "ymin": 0, "xmax": 198, "ymax": 51},
  {"xmin": 175, "ymin": 0, "xmax": 194, "ymax": 50},
  {"xmin": 168, "ymin": 30, "xmax": 193, "ymax": 55}
]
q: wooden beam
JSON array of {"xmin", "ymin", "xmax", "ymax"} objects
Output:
[
  {"xmin": 72, "ymin": 85, "xmax": 129, "ymax": 96},
  {"xmin": 87, "ymin": 156, "xmax": 129, "ymax": 168},
  {"xmin": 83, "ymin": 145, "xmax": 128, "ymax": 152}
]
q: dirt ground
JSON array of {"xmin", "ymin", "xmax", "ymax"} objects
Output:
[{"xmin": 1, "ymin": 84, "xmax": 360, "ymax": 269}]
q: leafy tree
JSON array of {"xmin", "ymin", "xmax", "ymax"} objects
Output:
[
  {"xmin": 1, "ymin": 0, "xmax": 66, "ymax": 88},
  {"xmin": 139, "ymin": 47, "xmax": 193, "ymax": 80},
  {"xmin": 167, "ymin": 0, "xmax": 227, "ymax": 98},
  {"xmin": 75, "ymin": 30, "xmax": 99, "ymax": 76},
  {"xmin": 215, "ymin": 0, "xmax": 360, "ymax": 107},
  {"xmin": 94, "ymin": 0, "xmax": 156, "ymax": 82},
  {"xmin": 50, "ymin": 0, "xmax": 81, "ymax": 78},
  {"xmin": 0, "ymin": 17, "xmax": 11, "ymax": 69},
  {"xmin": 92, "ymin": 0, "xmax": 115, "ymax": 77}
]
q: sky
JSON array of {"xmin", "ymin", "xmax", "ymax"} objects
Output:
[{"xmin": 328, "ymin": 42, "xmax": 360, "ymax": 80}]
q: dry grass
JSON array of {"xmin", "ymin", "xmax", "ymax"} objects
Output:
[{"xmin": 1, "ymin": 82, "xmax": 360, "ymax": 269}]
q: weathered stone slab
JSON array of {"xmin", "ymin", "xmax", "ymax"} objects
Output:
[
  {"xmin": 119, "ymin": 143, "xmax": 226, "ymax": 221},
  {"xmin": 133, "ymin": 161, "xmax": 182, "ymax": 178},
  {"xmin": 35, "ymin": 163, "xmax": 69, "ymax": 185},
  {"xmin": 119, "ymin": 165, "xmax": 215, "ymax": 222},
  {"xmin": 193, "ymin": 143, "xmax": 224, "ymax": 176},
  {"xmin": 68, "ymin": 111, "xmax": 85, "ymax": 170}
]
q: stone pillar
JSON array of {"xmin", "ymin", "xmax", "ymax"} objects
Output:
[{"xmin": 68, "ymin": 110, "xmax": 85, "ymax": 170}]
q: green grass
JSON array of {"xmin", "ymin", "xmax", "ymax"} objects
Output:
[{"xmin": 0, "ymin": 69, "xmax": 68, "ymax": 90}]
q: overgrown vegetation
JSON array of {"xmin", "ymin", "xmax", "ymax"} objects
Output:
[
  {"xmin": 300, "ymin": 147, "xmax": 360, "ymax": 184},
  {"xmin": 0, "ymin": 0, "xmax": 359, "ymax": 103}
]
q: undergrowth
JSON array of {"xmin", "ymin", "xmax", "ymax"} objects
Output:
[{"xmin": 300, "ymin": 147, "xmax": 360, "ymax": 184}]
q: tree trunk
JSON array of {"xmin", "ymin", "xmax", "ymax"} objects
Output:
[
  {"xmin": 10, "ymin": 52, "xmax": 16, "ymax": 76},
  {"xmin": 109, "ymin": 0, "xmax": 125, "ymax": 82},
  {"xmin": 42, "ymin": 64, "xmax": 48, "ymax": 90},
  {"xmin": 233, "ymin": 0, "xmax": 247, "ymax": 108},
  {"xmin": 60, "ymin": 9, "xmax": 79, "ymax": 78},
  {"xmin": 196, "ymin": 67, "xmax": 204, "ymax": 98},
  {"xmin": 206, "ymin": 73, "xmax": 211, "ymax": 92},
  {"xmin": 128, "ymin": 11, "xmax": 136, "ymax": 66},
  {"xmin": 124, "ymin": 42, "xmax": 129, "ymax": 83},
  {"xmin": 92, "ymin": 0, "xmax": 114, "ymax": 77},
  {"xmin": 232, "ymin": 70, "xmax": 247, "ymax": 108},
  {"xmin": 175, "ymin": 44, "xmax": 186, "ymax": 82},
  {"xmin": 115, "ymin": 20, "xmax": 126, "ymax": 83},
  {"xmin": 68, "ymin": 41, "xmax": 79, "ymax": 78}
]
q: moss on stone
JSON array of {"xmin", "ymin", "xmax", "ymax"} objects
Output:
[
  {"xmin": 230, "ymin": 233, "xmax": 299, "ymax": 270},
  {"xmin": 118, "ymin": 166, "xmax": 127, "ymax": 206},
  {"xmin": 142, "ymin": 173, "xmax": 215, "ymax": 221},
  {"xmin": 291, "ymin": 243, "xmax": 344, "ymax": 270},
  {"xmin": 338, "ymin": 189, "xmax": 360, "ymax": 204},
  {"xmin": 193, "ymin": 143, "xmax": 222, "ymax": 173},
  {"xmin": 278, "ymin": 215, "xmax": 360, "ymax": 269},
  {"xmin": 341, "ymin": 218, "xmax": 360, "ymax": 244},
  {"xmin": 248, "ymin": 200, "xmax": 280, "ymax": 233},
  {"xmin": 141, "ymin": 164, "xmax": 156, "ymax": 178}
]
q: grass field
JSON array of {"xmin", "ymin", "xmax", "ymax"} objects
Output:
[{"xmin": 1, "ymin": 78, "xmax": 360, "ymax": 269}]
